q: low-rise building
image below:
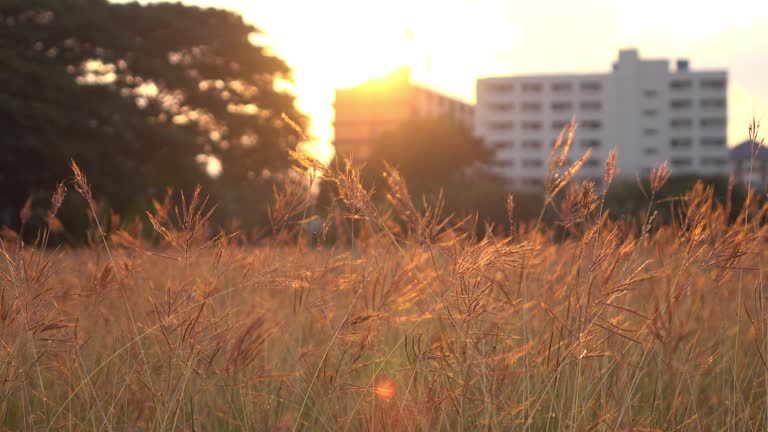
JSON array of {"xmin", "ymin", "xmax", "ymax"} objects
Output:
[{"xmin": 333, "ymin": 67, "xmax": 474, "ymax": 161}]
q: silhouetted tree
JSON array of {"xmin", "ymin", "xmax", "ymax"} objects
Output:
[
  {"xmin": 0, "ymin": 0, "xmax": 305, "ymax": 229},
  {"xmin": 367, "ymin": 116, "xmax": 492, "ymax": 194}
]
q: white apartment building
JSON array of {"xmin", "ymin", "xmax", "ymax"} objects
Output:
[{"xmin": 474, "ymin": 49, "xmax": 729, "ymax": 189}]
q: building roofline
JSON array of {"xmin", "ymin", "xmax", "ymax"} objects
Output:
[
  {"xmin": 478, "ymin": 68, "xmax": 727, "ymax": 82},
  {"xmin": 333, "ymin": 67, "xmax": 474, "ymax": 106},
  {"xmin": 477, "ymin": 48, "xmax": 728, "ymax": 82},
  {"xmin": 478, "ymin": 72, "xmax": 610, "ymax": 81},
  {"xmin": 412, "ymin": 83, "xmax": 474, "ymax": 106}
]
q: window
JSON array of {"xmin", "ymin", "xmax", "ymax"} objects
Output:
[
  {"xmin": 643, "ymin": 109, "xmax": 657, "ymax": 117},
  {"xmin": 643, "ymin": 89, "xmax": 658, "ymax": 97},
  {"xmin": 644, "ymin": 147, "xmax": 658, "ymax": 155},
  {"xmin": 522, "ymin": 158, "xmax": 543, "ymax": 168},
  {"xmin": 671, "ymin": 158, "xmax": 692, "ymax": 167},
  {"xmin": 670, "ymin": 118, "xmax": 693, "ymax": 128},
  {"xmin": 581, "ymin": 139, "xmax": 601, "ymax": 148},
  {"xmin": 493, "ymin": 159, "xmax": 515, "ymax": 168},
  {"xmin": 670, "ymin": 99, "xmax": 692, "ymax": 109},
  {"xmin": 551, "ymin": 120, "xmax": 570, "ymax": 131},
  {"xmin": 551, "ymin": 101, "xmax": 573, "ymax": 111},
  {"xmin": 489, "ymin": 121, "xmax": 514, "ymax": 130},
  {"xmin": 701, "ymin": 157, "xmax": 726, "ymax": 166},
  {"xmin": 521, "ymin": 102, "xmax": 542, "ymax": 112},
  {"xmin": 489, "ymin": 102, "xmax": 515, "ymax": 111},
  {"xmin": 522, "ymin": 140, "xmax": 541, "ymax": 150},
  {"xmin": 700, "ymin": 137, "xmax": 726, "ymax": 147},
  {"xmin": 491, "ymin": 82, "xmax": 514, "ymax": 92},
  {"xmin": 580, "ymin": 101, "xmax": 602, "ymax": 111},
  {"xmin": 522, "ymin": 178, "xmax": 544, "ymax": 187},
  {"xmin": 522, "ymin": 82, "xmax": 543, "ymax": 93},
  {"xmin": 580, "ymin": 81, "xmax": 602, "ymax": 92},
  {"xmin": 670, "ymin": 79, "xmax": 692, "ymax": 90},
  {"xmin": 522, "ymin": 121, "xmax": 542, "ymax": 131},
  {"xmin": 700, "ymin": 117, "xmax": 726, "ymax": 127},
  {"xmin": 644, "ymin": 128, "xmax": 658, "ymax": 136},
  {"xmin": 552, "ymin": 82, "xmax": 573, "ymax": 92},
  {"xmin": 670, "ymin": 138, "xmax": 693, "ymax": 148},
  {"xmin": 491, "ymin": 140, "xmax": 514, "ymax": 149},
  {"xmin": 700, "ymin": 79, "xmax": 726, "ymax": 90},
  {"xmin": 700, "ymin": 98, "xmax": 725, "ymax": 109},
  {"xmin": 581, "ymin": 119, "xmax": 602, "ymax": 130}
]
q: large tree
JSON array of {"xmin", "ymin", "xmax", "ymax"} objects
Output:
[
  {"xmin": 0, "ymin": 0, "xmax": 305, "ymax": 225},
  {"xmin": 367, "ymin": 115, "xmax": 493, "ymax": 194}
]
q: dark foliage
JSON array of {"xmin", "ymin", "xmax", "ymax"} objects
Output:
[
  {"xmin": 0, "ymin": 0, "xmax": 305, "ymax": 234},
  {"xmin": 365, "ymin": 115, "xmax": 492, "ymax": 195}
]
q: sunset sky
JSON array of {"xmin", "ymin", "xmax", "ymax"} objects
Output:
[{"xmin": 133, "ymin": 0, "xmax": 768, "ymax": 159}]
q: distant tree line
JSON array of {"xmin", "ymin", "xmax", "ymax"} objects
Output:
[{"xmin": 340, "ymin": 116, "xmax": 754, "ymax": 237}]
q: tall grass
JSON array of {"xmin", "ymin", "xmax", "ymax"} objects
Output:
[{"xmin": 1, "ymin": 123, "xmax": 767, "ymax": 431}]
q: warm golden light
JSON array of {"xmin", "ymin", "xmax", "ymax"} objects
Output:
[
  {"xmin": 135, "ymin": 0, "xmax": 768, "ymax": 151},
  {"xmin": 260, "ymin": 12, "xmax": 413, "ymax": 165},
  {"xmin": 223, "ymin": 0, "xmax": 505, "ymax": 164},
  {"xmin": 374, "ymin": 379, "xmax": 395, "ymax": 401}
]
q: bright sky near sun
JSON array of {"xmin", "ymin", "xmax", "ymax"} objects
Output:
[{"xmin": 131, "ymin": 0, "xmax": 768, "ymax": 160}]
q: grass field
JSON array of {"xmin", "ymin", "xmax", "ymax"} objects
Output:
[{"xmin": 2, "ymin": 126, "xmax": 768, "ymax": 431}]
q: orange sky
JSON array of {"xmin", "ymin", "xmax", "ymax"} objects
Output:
[{"xmin": 132, "ymin": 0, "xmax": 768, "ymax": 160}]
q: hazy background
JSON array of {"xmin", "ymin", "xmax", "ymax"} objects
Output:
[{"xmin": 123, "ymin": 0, "xmax": 768, "ymax": 157}]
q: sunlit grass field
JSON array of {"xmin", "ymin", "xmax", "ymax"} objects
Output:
[{"xmin": 2, "ymin": 127, "xmax": 768, "ymax": 431}]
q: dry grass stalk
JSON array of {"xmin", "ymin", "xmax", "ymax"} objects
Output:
[{"xmin": 1, "ymin": 128, "xmax": 767, "ymax": 431}]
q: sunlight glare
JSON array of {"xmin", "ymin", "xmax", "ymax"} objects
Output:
[
  {"xmin": 169, "ymin": 0, "xmax": 517, "ymax": 164},
  {"xmin": 374, "ymin": 379, "xmax": 395, "ymax": 401},
  {"xmin": 131, "ymin": 0, "xmax": 768, "ymax": 148},
  {"xmin": 232, "ymin": 1, "xmax": 420, "ymax": 164}
]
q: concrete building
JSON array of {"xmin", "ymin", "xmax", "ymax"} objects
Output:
[
  {"xmin": 475, "ymin": 49, "xmax": 729, "ymax": 189},
  {"xmin": 333, "ymin": 67, "xmax": 474, "ymax": 161},
  {"xmin": 729, "ymin": 140, "xmax": 768, "ymax": 190}
]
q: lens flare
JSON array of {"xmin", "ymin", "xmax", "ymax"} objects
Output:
[{"xmin": 374, "ymin": 379, "xmax": 395, "ymax": 401}]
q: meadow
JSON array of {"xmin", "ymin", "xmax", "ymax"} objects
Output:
[{"xmin": 2, "ymin": 125, "xmax": 768, "ymax": 431}]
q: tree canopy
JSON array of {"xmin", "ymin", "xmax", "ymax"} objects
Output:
[
  {"xmin": 0, "ymin": 0, "xmax": 306, "ymax": 227},
  {"xmin": 367, "ymin": 115, "xmax": 493, "ymax": 194}
]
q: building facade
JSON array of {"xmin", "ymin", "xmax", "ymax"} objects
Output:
[
  {"xmin": 334, "ymin": 67, "xmax": 474, "ymax": 161},
  {"xmin": 729, "ymin": 140, "xmax": 768, "ymax": 190},
  {"xmin": 475, "ymin": 49, "xmax": 729, "ymax": 189}
]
